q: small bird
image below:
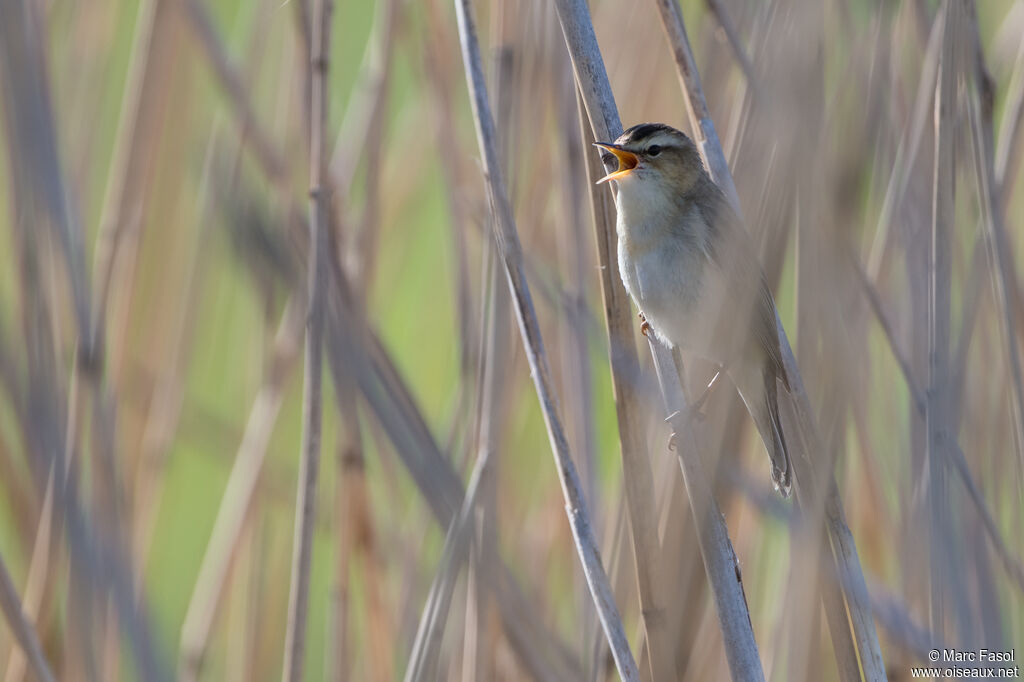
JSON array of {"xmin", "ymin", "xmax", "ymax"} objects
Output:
[{"xmin": 595, "ymin": 123, "xmax": 792, "ymax": 497}]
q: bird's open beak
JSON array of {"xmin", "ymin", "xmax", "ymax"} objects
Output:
[{"xmin": 593, "ymin": 143, "xmax": 639, "ymax": 184}]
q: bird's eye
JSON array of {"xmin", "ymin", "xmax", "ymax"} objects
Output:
[{"xmin": 647, "ymin": 145, "xmax": 662, "ymax": 157}]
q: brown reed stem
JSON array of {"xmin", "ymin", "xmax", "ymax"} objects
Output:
[
  {"xmin": 454, "ymin": 1, "xmax": 640, "ymax": 678},
  {"xmin": 1, "ymin": 0, "xmax": 166, "ymax": 677},
  {"xmin": 183, "ymin": 0, "xmax": 288, "ymax": 186},
  {"xmin": 184, "ymin": 6, "xmax": 580, "ymax": 674},
  {"xmin": 926, "ymin": 0, "xmax": 958, "ymax": 641},
  {"xmin": 2, "ymin": 469, "xmax": 54, "ymax": 682},
  {"xmin": 867, "ymin": 11, "xmax": 944, "ymax": 280},
  {"xmin": 703, "ymin": 0, "xmax": 759, "ymax": 99},
  {"xmin": 575, "ymin": 91, "xmax": 681, "ymax": 682},
  {"xmin": 649, "ymin": 2, "xmax": 888, "ymax": 678},
  {"xmin": 564, "ymin": 30, "xmax": 680, "ymax": 682},
  {"xmin": 553, "ymin": 0, "xmax": 765, "ymax": 678},
  {"xmin": 178, "ymin": 301, "xmax": 304, "ymax": 682},
  {"xmin": 0, "ymin": 551, "xmax": 55, "ymax": 682},
  {"xmin": 966, "ymin": 2, "xmax": 1024, "ymax": 480},
  {"xmin": 280, "ymin": 0, "xmax": 331, "ymax": 678}
]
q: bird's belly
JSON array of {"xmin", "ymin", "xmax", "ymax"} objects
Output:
[{"xmin": 619, "ymin": 237, "xmax": 726, "ymax": 363}]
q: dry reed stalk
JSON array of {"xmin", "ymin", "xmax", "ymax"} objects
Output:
[
  {"xmin": 896, "ymin": 4, "xmax": 939, "ymax": 638},
  {"xmin": 869, "ymin": 586, "xmax": 944, "ymax": 662},
  {"xmin": 177, "ymin": 11, "xmax": 387, "ymax": 679},
  {"xmin": 781, "ymin": 9, "xmax": 843, "ymax": 675},
  {"xmin": 995, "ymin": 35, "xmax": 1024, "ymax": 197},
  {"xmin": 962, "ymin": 16, "xmax": 1024, "ymax": 599},
  {"xmin": 455, "ymin": 50, "xmax": 516, "ymax": 682},
  {"xmin": 867, "ymin": 10, "xmax": 944, "ymax": 280},
  {"xmin": 556, "ymin": 63, "xmax": 598, "ymax": 533},
  {"xmin": 130, "ymin": 127, "xmax": 223, "ymax": 585},
  {"xmin": 332, "ymin": 450, "xmax": 354, "ymax": 682},
  {"xmin": 342, "ymin": 448, "xmax": 394, "ymax": 682},
  {"xmin": 38, "ymin": 399, "xmax": 166, "ymax": 681},
  {"xmin": 703, "ymin": 0, "xmax": 758, "ymax": 95},
  {"xmin": 553, "ymin": 0, "xmax": 764, "ymax": 679},
  {"xmin": 966, "ymin": 8, "xmax": 1024, "ymax": 479},
  {"xmin": 422, "ymin": 9, "xmax": 477, "ymax": 381},
  {"xmin": 182, "ymin": 6, "xmax": 610, "ymax": 676},
  {"xmin": 573, "ymin": 84, "xmax": 683, "ymax": 682},
  {"xmin": 323, "ymin": 268, "xmax": 581, "ymax": 682},
  {"xmin": 403, "ymin": 214, "xmax": 507, "ymax": 679},
  {"xmin": 404, "ymin": 397, "xmax": 499, "ymax": 681},
  {"xmin": 650, "ymin": 0, "xmax": 741, "ymax": 208},
  {"xmin": 0, "ymin": 552, "xmax": 55, "ymax": 682},
  {"xmin": 77, "ymin": 9, "xmax": 183, "ymax": 652},
  {"xmin": 280, "ymin": 1, "xmax": 331, "ymax": 677},
  {"xmin": 183, "ymin": 0, "xmax": 288, "ymax": 185},
  {"xmin": 330, "ymin": 307, "xmax": 391, "ymax": 682},
  {"xmin": 648, "ymin": 3, "xmax": 888, "ymax": 679},
  {"xmin": 951, "ymin": 240, "xmax": 986, "ymax": 417},
  {"xmin": 322, "ymin": 3, "xmax": 401, "ymax": 672},
  {"xmin": 184, "ymin": 9, "xmax": 577, "ymax": 671},
  {"xmin": 91, "ymin": 0, "xmax": 162, "ymax": 358},
  {"xmin": 0, "ymin": 321, "xmax": 56, "ymax": 682},
  {"xmin": 462, "ymin": 255, "xmax": 509, "ymax": 682},
  {"xmin": 454, "ymin": 0, "xmax": 640, "ymax": 679},
  {"xmin": 554, "ymin": 65, "xmax": 601, "ymax": 679},
  {"xmin": 178, "ymin": 301, "xmax": 304, "ymax": 682},
  {"xmin": 659, "ymin": 479, "xmax": 710, "ymax": 677},
  {"xmin": 555, "ymin": 16, "xmax": 681, "ymax": 682},
  {"xmin": 557, "ymin": 25, "xmax": 692, "ymax": 682},
  {"xmin": 328, "ymin": 0, "xmax": 403, "ymax": 209},
  {"xmin": 348, "ymin": 0, "xmax": 402, "ymax": 293},
  {"xmin": 926, "ymin": 0, "xmax": 958, "ymax": 642},
  {"xmin": 224, "ymin": 523, "xmax": 257, "ymax": 682},
  {"xmin": 327, "ymin": 26, "xmax": 397, "ymax": 679},
  {"xmin": 0, "ymin": 0, "xmax": 171, "ymax": 677},
  {"xmin": 583, "ymin": 492, "xmax": 628, "ymax": 681},
  {"xmin": 849, "ymin": 242, "xmax": 1024, "ymax": 596},
  {"xmin": 2, "ymin": 469, "xmax": 54, "ymax": 682}
]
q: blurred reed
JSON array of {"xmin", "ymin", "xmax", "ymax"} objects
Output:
[{"xmin": 0, "ymin": 0, "xmax": 1022, "ymax": 680}]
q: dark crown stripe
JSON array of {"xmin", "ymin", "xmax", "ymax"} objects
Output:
[{"xmin": 620, "ymin": 122, "xmax": 676, "ymax": 144}]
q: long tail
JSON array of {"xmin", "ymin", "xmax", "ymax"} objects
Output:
[
  {"xmin": 732, "ymin": 360, "xmax": 792, "ymax": 498},
  {"xmin": 762, "ymin": 365, "xmax": 791, "ymax": 497}
]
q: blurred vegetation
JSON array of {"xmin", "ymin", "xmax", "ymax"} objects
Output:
[{"xmin": 0, "ymin": 0, "xmax": 1023, "ymax": 680}]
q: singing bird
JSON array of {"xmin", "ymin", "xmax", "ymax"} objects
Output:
[{"xmin": 595, "ymin": 123, "xmax": 792, "ymax": 497}]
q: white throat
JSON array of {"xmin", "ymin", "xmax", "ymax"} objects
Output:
[{"xmin": 614, "ymin": 177, "xmax": 676, "ymax": 246}]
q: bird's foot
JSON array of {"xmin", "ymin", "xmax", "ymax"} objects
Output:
[{"xmin": 638, "ymin": 311, "xmax": 651, "ymax": 337}]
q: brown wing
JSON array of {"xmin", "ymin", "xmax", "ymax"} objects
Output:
[{"xmin": 696, "ymin": 182, "xmax": 789, "ymax": 389}]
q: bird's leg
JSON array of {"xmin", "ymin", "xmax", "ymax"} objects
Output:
[
  {"xmin": 638, "ymin": 311, "xmax": 651, "ymax": 337},
  {"xmin": 666, "ymin": 365, "xmax": 726, "ymax": 451}
]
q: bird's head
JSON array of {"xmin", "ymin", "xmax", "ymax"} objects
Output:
[{"xmin": 594, "ymin": 123, "xmax": 704, "ymax": 196}]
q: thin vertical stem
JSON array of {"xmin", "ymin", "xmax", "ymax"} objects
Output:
[
  {"xmin": 575, "ymin": 93, "xmax": 681, "ymax": 682},
  {"xmin": 453, "ymin": 1, "xmax": 640, "ymax": 679},
  {"xmin": 927, "ymin": 0, "xmax": 956, "ymax": 642},
  {"xmin": 563, "ymin": 26, "xmax": 678, "ymax": 682},
  {"xmin": 966, "ymin": 2, "xmax": 1024, "ymax": 480},
  {"xmin": 0, "ymin": 552, "xmax": 56, "ymax": 682},
  {"xmin": 281, "ymin": 0, "xmax": 332, "ymax": 678},
  {"xmin": 186, "ymin": 7, "xmax": 578, "ymax": 671},
  {"xmin": 1, "ymin": 0, "xmax": 166, "ymax": 678},
  {"xmin": 650, "ymin": 0, "xmax": 741, "ymax": 207},
  {"xmin": 648, "ymin": 1, "xmax": 887, "ymax": 678},
  {"xmin": 179, "ymin": 302, "xmax": 304, "ymax": 682},
  {"xmin": 552, "ymin": 0, "xmax": 764, "ymax": 679}
]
